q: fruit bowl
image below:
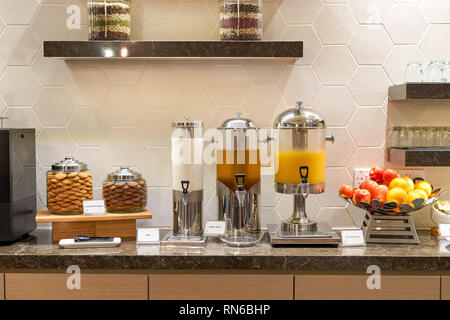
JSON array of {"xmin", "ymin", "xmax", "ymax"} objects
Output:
[{"xmin": 343, "ymin": 188, "xmax": 444, "ymax": 216}]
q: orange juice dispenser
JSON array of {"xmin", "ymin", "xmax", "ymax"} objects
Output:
[
  {"xmin": 269, "ymin": 102, "xmax": 340, "ymax": 245},
  {"xmin": 216, "ymin": 113, "xmax": 261, "ymax": 247}
]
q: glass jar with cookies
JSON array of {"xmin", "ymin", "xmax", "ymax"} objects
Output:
[
  {"xmin": 46, "ymin": 157, "xmax": 93, "ymax": 215},
  {"xmin": 103, "ymin": 167, "xmax": 147, "ymax": 213}
]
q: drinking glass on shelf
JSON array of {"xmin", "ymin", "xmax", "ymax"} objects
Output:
[
  {"xmin": 411, "ymin": 126, "xmax": 422, "ymax": 147},
  {"xmin": 439, "ymin": 126, "xmax": 449, "ymax": 147},
  {"xmin": 420, "ymin": 126, "xmax": 432, "ymax": 147},
  {"xmin": 405, "ymin": 126, "xmax": 416, "ymax": 147},
  {"xmin": 448, "ymin": 61, "xmax": 450, "ymax": 82},
  {"xmin": 398, "ymin": 126, "xmax": 407, "ymax": 148},
  {"xmin": 425, "ymin": 60, "xmax": 447, "ymax": 82},
  {"xmin": 424, "ymin": 126, "xmax": 442, "ymax": 147},
  {"xmin": 391, "ymin": 126, "xmax": 401, "ymax": 147},
  {"xmin": 404, "ymin": 62, "xmax": 423, "ymax": 82}
]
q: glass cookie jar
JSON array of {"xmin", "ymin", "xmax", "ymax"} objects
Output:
[
  {"xmin": 88, "ymin": 0, "xmax": 131, "ymax": 40},
  {"xmin": 47, "ymin": 157, "xmax": 93, "ymax": 215},
  {"xmin": 103, "ymin": 167, "xmax": 147, "ymax": 213},
  {"xmin": 219, "ymin": 0, "xmax": 263, "ymax": 40}
]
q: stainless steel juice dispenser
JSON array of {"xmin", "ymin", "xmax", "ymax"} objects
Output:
[
  {"xmin": 268, "ymin": 102, "xmax": 340, "ymax": 246},
  {"xmin": 162, "ymin": 117, "xmax": 205, "ymax": 247},
  {"xmin": 216, "ymin": 113, "xmax": 261, "ymax": 247}
]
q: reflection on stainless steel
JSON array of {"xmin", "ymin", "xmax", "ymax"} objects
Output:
[
  {"xmin": 172, "ymin": 190, "xmax": 203, "ymax": 236},
  {"xmin": 0, "ymin": 128, "xmax": 37, "ymax": 243}
]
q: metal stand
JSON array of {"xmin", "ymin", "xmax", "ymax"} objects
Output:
[
  {"xmin": 268, "ymin": 224, "xmax": 340, "ymax": 246},
  {"xmin": 281, "ymin": 194, "xmax": 317, "ymax": 233},
  {"xmin": 271, "ymin": 166, "xmax": 339, "ymax": 246},
  {"xmin": 362, "ymin": 213, "xmax": 419, "ymax": 244},
  {"xmin": 280, "ymin": 166, "xmax": 319, "ymax": 233},
  {"xmin": 161, "ymin": 232, "xmax": 207, "ymax": 247}
]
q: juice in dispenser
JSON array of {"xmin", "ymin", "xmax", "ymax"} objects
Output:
[{"xmin": 216, "ymin": 113, "xmax": 261, "ymax": 247}]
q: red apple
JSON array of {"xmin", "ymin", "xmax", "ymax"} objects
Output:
[
  {"xmin": 353, "ymin": 189, "xmax": 371, "ymax": 204},
  {"xmin": 383, "ymin": 169, "xmax": 400, "ymax": 185},
  {"xmin": 359, "ymin": 179, "xmax": 378, "ymax": 196},
  {"xmin": 339, "ymin": 184, "xmax": 355, "ymax": 199},
  {"xmin": 372, "ymin": 184, "xmax": 388, "ymax": 204},
  {"xmin": 369, "ymin": 166, "xmax": 386, "ymax": 183}
]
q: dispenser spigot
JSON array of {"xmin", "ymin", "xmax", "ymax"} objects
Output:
[
  {"xmin": 234, "ymin": 174, "xmax": 246, "ymax": 208},
  {"xmin": 181, "ymin": 180, "xmax": 190, "ymax": 206},
  {"xmin": 299, "ymin": 166, "xmax": 309, "ymax": 198}
]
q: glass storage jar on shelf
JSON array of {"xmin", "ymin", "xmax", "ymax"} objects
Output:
[
  {"xmin": 88, "ymin": 0, "xmax": 131, "ymax": 40},
  {"xmin": 47, "ymin": 157, "xmax": 93, "ymax": 215},
  {"xmin": 219, "ymin": 0, "xmax": 263, "ymax": 40},
  {"xmin": 103, "ymin": 167, "xmax": 147, "ymax": 213}
]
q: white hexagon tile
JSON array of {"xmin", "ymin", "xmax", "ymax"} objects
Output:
[
  {"xmin": 384, "ymin": 4, "xmax": 428, "ymax": 44},
  {"xmin": 0, "ymin": 0, "xmax": 449, "ymax": 229},
  {"xmin": 313, "ymin": 4, "xmax": 357, "ymax": 45},
  {"xmin": 349, "ymin": 25, "xmax": 392, "ymax": 65},
  {"xmin": 313, "ymin": 46, "xmax": 357, "ymax": 86}
]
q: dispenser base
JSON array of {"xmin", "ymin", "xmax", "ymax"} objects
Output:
[
  {"xmin": 267, "ymin": 224, "xmax": 340, "ymax": 246},
  {"xmin": 281, "ymin": 220, "xmax": 318, "ymax": 233},
  {"xmin": 160, "ymin": 232, "xmax": 207, "ymax": 248}
]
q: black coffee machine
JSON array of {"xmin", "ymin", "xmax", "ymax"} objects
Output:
[{"xmin": 0, "ymin": 128, "xmax": 36, "ymax": 243}]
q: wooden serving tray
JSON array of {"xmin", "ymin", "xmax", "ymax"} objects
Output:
[{"xmin": 36, "ymin": 210, "xmax": 152, "ymax": 242}]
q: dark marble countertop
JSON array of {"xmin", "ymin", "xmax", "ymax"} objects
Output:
[{"xmin": 1, "ymin": 228, "xmax": 449, "ymax": 272}]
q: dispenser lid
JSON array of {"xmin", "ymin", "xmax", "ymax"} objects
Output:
[
  {"xmin": 274, "ymin": 101, "xmax": 326, "ymax": 129},
  {"xmin": 219, "ymin": 112, "xmax": 258, "ymax": 130},
  {"xmin": 51, "ymin": 157, "xmax": 87, "ymax": 172},
  {"xmin": 108, "ymin": 166, "xmax": 142, "ymax": 181},
  {"xmin": 172, "ymin": 116, "xmax": 202, "ymax": 128}
]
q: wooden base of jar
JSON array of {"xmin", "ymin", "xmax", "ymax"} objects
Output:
[{"xmin": 36, "ymin": 210, "xmax": 152, "ymax": 242}]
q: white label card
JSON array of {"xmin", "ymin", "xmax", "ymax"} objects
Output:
[
  {"xmin": 204, "ymin": 221, "xmax": 226, "ymax": 237},
  {"xmin": 439, "ymin": 224, "xmax": 450, "ymax": 240},
  {"xmin": 137, "ymin": 228, "xmax": 160, "ymax": 244},
  {"xmin": 83, "ymin": 200, "xmax": 106, "ymax": 215},
  {"xmin": 341, "ymin": 229, "xmax": 366, "ymax": 247}
]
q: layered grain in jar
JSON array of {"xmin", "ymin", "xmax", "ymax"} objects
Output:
[
  {"xmin": 47, "ymin": 157, "xmax": 92, "ymax": 215},
  {"xmin": 88, "ymin": 0, "xmax": 131, "ymax": 40},
  {"xmin": 103, "ymin": 167, "xmax": 147, "ymax": 213},
  {"xmin": 219, "ymin": 0, "xmax": 262, "ymax": 40}
]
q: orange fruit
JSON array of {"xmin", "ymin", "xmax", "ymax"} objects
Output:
[
  {"xmin": 386, "ymin": 187, "xmax": 408, "ymax": 206},
  {"xmin": 402, "ymin": 177, "xmax": 415, "ymax": 192},
  {"xmin": 389, "ymin": 177, "xmax": 409, "ymax": 191},
  {"xmin": 415, "ymin": 181, "xmax": 432, "ymax": 197},
  {"xmin": 408, "ymin": 189, "xmax": 429, "ymax": 204}
]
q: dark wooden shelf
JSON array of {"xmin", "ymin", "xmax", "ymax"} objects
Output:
[
  {"xmin": 43, "ymin": 40, "xmax": 303, "ymax": 60},
  {"xmin": 387, "ymin": 147, "xmax": 450, "ymax": 167},
  {"xmin": 389, "ymin": 82, "xmax": 450, "ymax": 100}
]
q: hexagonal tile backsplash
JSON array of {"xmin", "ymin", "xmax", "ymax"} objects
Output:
[{"xmin": 1, "ymin": 0, "xmax": 450, "ymax": 229}]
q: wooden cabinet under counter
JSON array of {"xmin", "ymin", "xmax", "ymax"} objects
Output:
[
  {"xmin": 149, "ymin": 274, "xmax": 293, "ymax": 300},
  {"xmin": 439, "ymin": 276, "xmax": 450, "ymax": 300},
  {"xmin": 0, "ymin": 274, "xmax": 4, "ymax": 300},
  {"xmin": 295, "ymin": 275, "xmax": 440, "ymax": 300},
  {"xmin": 5, "ymin": 273, "xmax": 148, "ymax": 300}
]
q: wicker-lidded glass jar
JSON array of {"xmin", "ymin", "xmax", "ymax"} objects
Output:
[
  {"xmin": 88, "ymin": 0, "xmax": 131, "ymax": 40},
  {"xmin": 103, "ymin": 167, "xmax": 147, "ymax": 213},
  {"xmin": 47, "ymin": 157, "xmax": 93, "ymax": 215},
  {"xmin": 219, "ymin": 0, "xmax": 263, "ymax": 40}
]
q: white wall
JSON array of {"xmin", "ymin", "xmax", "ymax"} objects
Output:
[{"xmin": 0, "ymin": 0, "xmax": 449, "ymax": 229}]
